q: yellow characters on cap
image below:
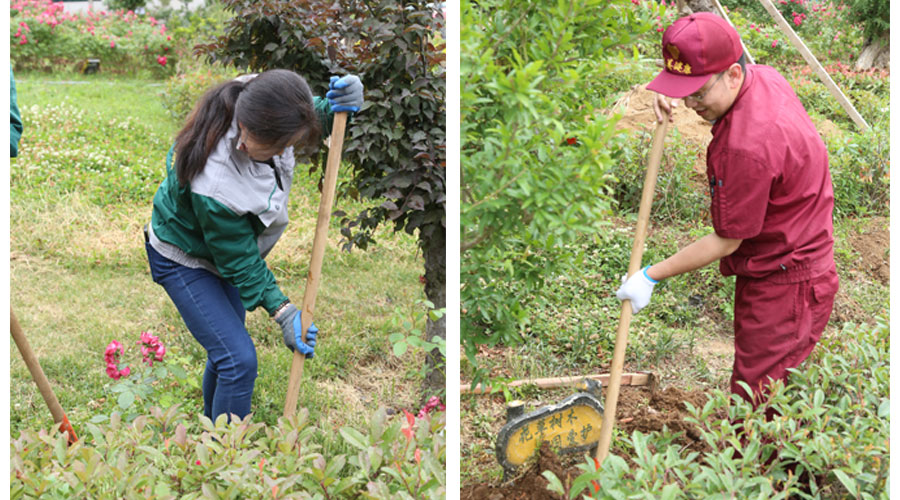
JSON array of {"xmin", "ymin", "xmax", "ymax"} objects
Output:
[{"xmin": 665, "ymin": 43, "xmax": 692, "ymax": 75}]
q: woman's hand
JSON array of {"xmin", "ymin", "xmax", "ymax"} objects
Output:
[
  {"xmin": 326, "ymin": 75, "xmax": 364, "ymax": 113},
  {"xmin": 274, "ymin": 303, "xmax": 318, "ymax": 358}
]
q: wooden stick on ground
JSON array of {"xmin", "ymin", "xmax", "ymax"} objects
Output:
[
  {"xmin": 460, "ymin": 372, "xmax": 656, "ymax": 395},
  {"xmin": 283, "ymin": 112, "xmax": 349, "ymax": 419}
]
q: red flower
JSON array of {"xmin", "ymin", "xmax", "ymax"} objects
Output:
[
  {"xmin": 104, "ymin": 340, "xmax": 131, "ymax": 379},
  {"xmin": 157, "ymin": 55, "xmax": 167, "ymax": 66},
  {"xmin": 139, "ymin": 331, "xmax": 165, "ymax": 366},
  {"xmin": 417, "ymin": 396, "xmax": 445, "ymax": 418},
  {"xmin": 566, "ymin": 137, "xmax": 577, "ymax": 145}
]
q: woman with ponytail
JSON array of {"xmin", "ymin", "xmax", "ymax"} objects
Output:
[{"xmin": 144, "ymin": 70, "xmax": 364, "ymax": 421}]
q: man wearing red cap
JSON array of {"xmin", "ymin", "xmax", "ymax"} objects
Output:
[{"xmin": 616, "ymin": 12, "xmax": 839, "ymax": 405}]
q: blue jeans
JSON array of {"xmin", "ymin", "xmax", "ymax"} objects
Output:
[{"xmin": 146, "ymin": 242, "xmax": 257, "ymax": 420}]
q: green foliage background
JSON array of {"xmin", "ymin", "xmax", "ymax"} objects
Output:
[{"xmin": 460, "ymin": 0, "xmax": 661, "ymax": 362}]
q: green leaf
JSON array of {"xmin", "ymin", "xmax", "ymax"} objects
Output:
[
  {"xmin": 541, "ymin": 470, "xmax": 565, "ymax": 495},
  {"xmin": 832, "ymin": 469, "xmax": 857, "ymax": 495},
  {"xmin": 339, "ymin": 427, "xmax": 369, "ymax": 450},
  {"xmin": 392, "ymin": 340, "xmax": 408, "ymax": 356},
  {"xmin": 117, "ymin": 391, "xmax": 135, "ymax": 410},
  {"xmin": 89, "ymin": 414, "xmax": 109, "ymax": 424}
]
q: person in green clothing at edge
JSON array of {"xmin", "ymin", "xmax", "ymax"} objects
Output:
[
  {"xmin": 11, "ymin": 65, "xmax": 23, "ymax": 157},
  {"xmin": 145, "ymin": 69, "xmax": 364, "ymax": 421}
]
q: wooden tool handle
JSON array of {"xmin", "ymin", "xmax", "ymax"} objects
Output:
[
  {"xmin": 283, "ymin": 112, "xmax": 349, "ymax": 418},
  {"xmin": 11, "ymin": 307, "xmax": 78, "ymax": 444},
  {"xmin": 595, "ymin": 118, "xmax": 669, "ymax": 465}
]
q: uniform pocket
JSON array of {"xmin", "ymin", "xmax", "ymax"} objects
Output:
[{"xmin": 810, "ymin": 271, "xmax": 839, "ymax": 305}]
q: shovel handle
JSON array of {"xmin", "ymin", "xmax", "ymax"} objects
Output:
[
  {"xmin": 11, "ymin": 307, "xmax": 78, "ymax": 445},
  {"xmin": 595, "ymin": 118, "xmax": 669, "ymax": 465},
  {"xmin": 283, "ymin": 112, "xmax": 349, "ymax": 418}
]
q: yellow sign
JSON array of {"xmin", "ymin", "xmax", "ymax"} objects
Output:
[{"xmin": 503, "ymin": 404, "xmax": 603, "ymax": 466}]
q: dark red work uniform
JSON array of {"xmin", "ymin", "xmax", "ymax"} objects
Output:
[{"xmin": 706, "ymin": 65, "xmax": 839, "ymax": 404}]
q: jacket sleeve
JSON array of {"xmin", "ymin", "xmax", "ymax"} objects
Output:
[
  {"xmin": 11, "ymin": 66, "xmax": 22, "ymax": 158},
  {"xmin": 191, "ymin": 193, "xmax": 289, "ymax": 314},
  {"xmin": 313, "ymin": 96, "xmax": 333, "ymax": 137}
]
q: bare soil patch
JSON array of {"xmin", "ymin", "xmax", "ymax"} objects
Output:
[
  {"xmin": 845, "ymin": 216, "xmax": 889, "ymax": 284},
  {"xmin": 613, "ymin": 83, "xmax": 713, "ymax": 174}
]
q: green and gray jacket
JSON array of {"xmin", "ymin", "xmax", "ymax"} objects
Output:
[{"xmin": 149, "ymin": 94, "xmax": 333, "ymax": 315}]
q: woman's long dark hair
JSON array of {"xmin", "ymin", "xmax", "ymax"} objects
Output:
[{"xmin": 174, "ymin": 69, "xmax": 322, "ymax": 185}]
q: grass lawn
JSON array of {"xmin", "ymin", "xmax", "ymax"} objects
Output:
[{"xmin": 10, "ymin": 73, "xmax": 430, "ymax": 454}]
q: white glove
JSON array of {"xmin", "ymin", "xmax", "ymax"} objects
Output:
[{"xmin": 616, "ymin": 266, "xmax": 658, "ymax": 314}]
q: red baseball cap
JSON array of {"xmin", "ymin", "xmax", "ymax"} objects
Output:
[{"xmin": 647, "ymin": 12, "xmax": 743, "ymax": 98}]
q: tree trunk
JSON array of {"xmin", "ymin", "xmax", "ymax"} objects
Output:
[
  {"xmin": 420, "ymin": 223, "xmax": 446, "ymax": 406},
  {"xmin": 855, "ymin": 33, "xmax": 889, "ymax": 71}
]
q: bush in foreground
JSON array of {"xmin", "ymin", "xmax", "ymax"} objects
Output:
[
  {"xmin": 11, "ymin": 406, "xmax": 446, "ymax": 499},
  {"xmin": 545, "ymin": 319, "xmax": 889, "ymax": 499}
]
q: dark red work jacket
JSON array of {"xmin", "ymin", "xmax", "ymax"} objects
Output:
[{"xmin": 707, "ymin": 65, "xmax": 834, "ymax": 284}]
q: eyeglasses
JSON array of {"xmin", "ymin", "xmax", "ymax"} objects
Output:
[{"xmin": 684, "ymin": 72, "xmax": 725, "ymax": 104}]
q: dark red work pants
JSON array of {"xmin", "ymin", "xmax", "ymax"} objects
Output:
[{"xmin": 730, "ymin": 265, "xmax": 839, "ymax": 405}]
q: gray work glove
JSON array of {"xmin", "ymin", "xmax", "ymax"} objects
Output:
[
  {"xmin": 274, "ymin": 304, "xmax": 318, "ymax": 358},
  {"xmin": 326, "ymin": 75, "xmax": 364, "ymax": 113}
]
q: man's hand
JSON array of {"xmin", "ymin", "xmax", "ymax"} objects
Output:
[
  {"xmin": 274, "ymin": 304, "xmax": 318, "ymax": 358},
  {"xmin": 652, "ymin": 92, "xmax": 677, "ymax": 123},
  {"xmin": 616, "ymin": 266, "xmax": 658, "ymax": 314},
  {"xmin": 326, "ymin": 75, "xmax": 364, "ymax": 113}
]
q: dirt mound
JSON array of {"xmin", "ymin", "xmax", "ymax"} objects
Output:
[
  {"xmin": 618, "ymin": 386, "xmax": 719, "ymax": 453},
  {"xmin": 613, "ymin": 84, "xmax": 713, "ymax": 174},
  {"xmin": 461, "ymin": 442, "xmax": 577, "ymax": 500},
  {"xmin": 846, "ymin": 217, "xmax": 889, "ymax": 284},
  {"xmin": 461, "ymin": 385, "xmax": 719, "ymax": 499}
]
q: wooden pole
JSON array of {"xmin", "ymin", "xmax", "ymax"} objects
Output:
[
  {"xmin": 11, "ymin": 308, "xmax": 78, "ymax": 445},
  {"xmin": 460, "ymin": 372, "xmax": 655, "ymax": 395},
  {"xmin": 594, "ymin": 118, "xmax": 669, "ymax": 466},
  {"xmin": 757, "ymin": 0, "xmax": 869, "ymax": 131},
  {"xmin": 283, "ymin": 112, "xmax": 349, "ymax": 418}
]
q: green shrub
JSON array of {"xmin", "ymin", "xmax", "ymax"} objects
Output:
[
  {"xmin": 609, "ymin": 128, "xmax": 709, "ymax": 225},
  {"xmin": 160, "ymin": 62, "xmax": 238, "ymax": 122},
  {"xmin": 724, "ymin": 2, "xmax": 865, "ymax": 68},
  {"xmin": 11, "ymin": 406, "xmax": 446, "ymax": 499},
  {"xmin": 460, "ymin": 0, "xmax": 661, "ymax": 358},
  {"xmin": 827, "ymin": 124, "xmax": 889, "ymax": 217},
  {"xmin": 841, "ymin": 0, "xmax": 889, "ymax": 42},
  {"xmin": 546, "ymin": 319, "xmax": 889, "ymax": 499},
  {"xmin": 106, "ymin": 0, "xmax": 147, "ymax": 12},
  {"xmin": 156, "ymin": 1, "xmax": 238, "ymax": 122},
  {"xmin": 11, "ymin": 0, "xmax": 175, "ymax": 76}
]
